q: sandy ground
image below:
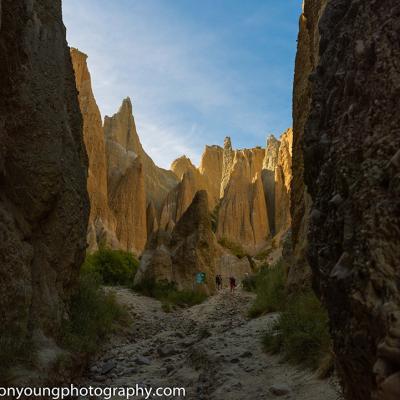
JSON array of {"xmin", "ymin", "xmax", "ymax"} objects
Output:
[{"xmin": 80, "ymin": 288, "xmax": 342, "ymax": 400}]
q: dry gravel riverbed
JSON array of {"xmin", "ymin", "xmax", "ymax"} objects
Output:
[{"xmin": 78, "ymin": 288, "xmax": 341, "ymax": 400}]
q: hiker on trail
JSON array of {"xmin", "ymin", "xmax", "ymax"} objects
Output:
[
  {"xmin": 229, "ymin": 276, "xmax": 236, "ymax": 293},
  {"xmin": 216, "ymin": 274, "xmax": 222, "ymax": 290}
]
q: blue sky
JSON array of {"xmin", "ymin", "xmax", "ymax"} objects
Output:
[{"xmin": 63, "ymin": 0, "xmax": 302, "ymax": 168}]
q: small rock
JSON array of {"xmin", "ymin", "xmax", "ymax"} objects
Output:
[
  {"xmin": 269, "ymin": 384, "xmax": 291, "ymax": 396},
  {"xmin": 329, "ymin": 193, "xmax": 343, "ymax": 207},
  {"xmin": 136, "ymin": 356, "xmax": 151, "ymax": 365},
  {"xmin": 157, "ymin": 344, "xmax": 178, "ymax": 357},
  {"xmin": 230, "ymin": 358, "xmax": 240, "ymax": 364},
  {"xmin": 240, "ymin": 351, "xmax": 253, "ymax": 358},
  {"xmin": 90, "ymin": 365, "xmax": 100, "ymax": 373},
  {"xmin": 101, "ymin": 360, "xmax": 116, "ymax": 375},
  {"xmin": 94, "ymin": 375, "xmax": 107, "ymax": 382},
  {"xmin": 182, "ymin": 339, "xmax": 196, "ymax": 347}
]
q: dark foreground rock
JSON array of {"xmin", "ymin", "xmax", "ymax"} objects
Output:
[
  {"xmin": 301, "ymin": 1, "xmax": 400, "ymax": 399},
  {"xmin": 0, "ymin": 0, "xmax": 89, "ymax": 384}
]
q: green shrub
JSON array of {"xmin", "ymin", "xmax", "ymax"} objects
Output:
[
  {"xmin": 82, "ymin": 248, "xmax": 139, "ymax": 286},
  {"xmin": 134, "ymin": 279, "xmax": 207, "ymax": 310},
  {"xmin": 62, "ymin": 270, "xmax": 128, "ymax": 354},
  {"xmin": 248, "ymin": 260, "xmax": 286, "ymax": 318},
  {"xmin": 164, "ymin": 289, "xmax": 207, "ymax": 308},
  {"xmin": 218, "ymin": 237, "xmax": 248, "ymax": 259},
  {"xmin": 262, "ymin": 291, "xmax": 331, "ymax": 371}
]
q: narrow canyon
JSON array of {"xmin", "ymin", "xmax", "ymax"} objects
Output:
[{"xmin": 0, "ymin": 1, "xmax": 399, "ymax": 400}]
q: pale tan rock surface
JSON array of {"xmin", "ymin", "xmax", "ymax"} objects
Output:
[
  {"xmin": 109, "ymin": 157, "xmax": 147, "ymax": 254},
  {"xmin": 217, "ymin": 151, "xmax": 270, "ymax": 251},
  {"xmin": 146, "ymin": 201, "xmax": 159, "ymax": 239},
  {"xmin": 263, "ymin": 135, "xmax": 281, "ymax": 171},
  {"xmin": 199, "ymin": 145, "xmax": 224, "ymax": 201},
  {"xmin": 70, "ymin": 48, "xmax": 118, "ymax": 252},
  {"xmin": 220, "ymin": 137, "xmax": 235, "ymax": 198},
  {"xmin": 160, "ymin": 149, "xmax": 224, "ymax": 229},
  {"xmin": 0, "ymin": 0, "xmax": 89, "ymax": 382},
  {"xmin": 170, "ymin": 155, "xmax": 197, "ymax": 179},
  {"xmin": 104, "ymin": 98, "xmax": 179, "ymax": 211},
  {"xmin": 103, "ymin": 99, "xmax": 155, "ymax": 254},
  {"xmin": 159, "ymin": 170, "xmax": 201, "ymax": 230}
]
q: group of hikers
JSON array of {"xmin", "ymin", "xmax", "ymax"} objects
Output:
[{"xmin": 215, "ymin": 274, "xmax": 237, "ymax": 293}]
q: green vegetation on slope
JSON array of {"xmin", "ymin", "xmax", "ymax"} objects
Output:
[
  {"xmin": 247, "ymin": 260, "xmax": 286, "ymax": 317},
  {"xmin": 218, "ymin": 237, "xmax": 248, "ymax": 259},
  {"xmin": 134, "ymin": 279, "xmax": 207, "ymax": 311},
  {"xmin": 248, "ymin": 258, "xmax": 332, "ymax": 374},
  {"xmin": 62, "ymin": 268, "xmax": 129, "ymax": 354},
  {"xmin": 82, "ymin": 248, "xmax": 139, "ymax": 286},
  {"xmin": 262, "ymin": 291, "xmax": 332, "ymax": 374}
]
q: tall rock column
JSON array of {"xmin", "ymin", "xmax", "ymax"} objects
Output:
[
  {"xmin": 199, "ymin": 145, "xmax": 224, "ymax": 201},
  {"xmin": 110, "ymin": 158, "xmax": 147, "ymax": 253},
  {"xmin": 104, "ymin": 98, "xmax": 178, "ymax": 211},
  {"xmin": 274, "ymin": 129, "xmax": 293, "ymax": 236},
  {"xmin": 70, "ymin": 48, "xmax": 116, "ymax": 251},
  {"xmin": 217, "ymin": 151, "xmax": 270, "ymax": 251},
  {"xmin": 0, "ymin": 0, "xmax": 89, "ymax": 376},
  {"xmin": 220, "ymin": 137, "xmax": 235, "ymax": 198},
  {"xmin": 104, "ymin": 99, "xmax": 147, "ymax": 254},
  {"xmin": 302, "ymin": 1, "xmax": 400, "ymax": 399},
  {"xmin": 289, "ymin": 0, "xmax": 327, "ymax": 289},
  {"xmin": 262, "ymin": 135, "xmax": 281, "ymax": 233}
]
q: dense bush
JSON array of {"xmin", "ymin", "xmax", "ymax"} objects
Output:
[
  {"xmin": 242, "ymin": 274, "xmax": 257, "ymax": 292},
  {"xmin": 262, "ymin": 290, "xmax": 332, "ymax": 372},
  {"xmin": 134, "ymin": 279, "xmax": 207, "ymax": 310},
  {"xmin": 248, "ymin": 260, "xmax": 286, "ymax": 318},
  {"xmin": 62, "ymin": 269, "xmax": 128, "ymax": 354},
  {"xmin": 218, "ymin": 237, "xmax": 248, "ymax": 259},
  {"xmin": 82, "ymin": 248, "xmax": 139, "ymax": 286}
]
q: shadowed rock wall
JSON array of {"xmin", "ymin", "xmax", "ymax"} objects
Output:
[
  {"xmin": 0, "ymin": 0, "xmax": 89, "ymax": 379},
  {"xmin": 301, "ymin": 1, "xmax": 400, "ymax": 399}
]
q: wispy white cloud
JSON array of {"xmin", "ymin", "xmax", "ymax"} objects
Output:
[{"xmin": 63, "ymin": 0, "xmax": 299, "ymax": 169}]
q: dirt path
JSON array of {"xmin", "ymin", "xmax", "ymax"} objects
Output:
[{"xmin": 81, "ymin": 288, "xmax": 341, "ymax": 400}]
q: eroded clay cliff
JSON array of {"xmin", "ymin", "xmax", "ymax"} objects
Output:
[
  {"xmin": 136, "ymin": 191, "xmax": 221, "ymax": 293},
  {"xmin": 164, "ymin": 135, "xmax": 292, "ymax": 252},
  {"xmin": 262, "ymin": 135, "xmax": 281, "ymax": 233},
  {"xmin": 199, "ymin": 145, "xmax": 224, "ymax": 200},
  {"xmin": 217, "ymin": 151, "xmax": 270, "ymax": 251},
  {"xmin": 0, "ymin": 0, "xmax": 89, "ymax": 381},
  {"xmin": 104, "ymin": 98, "xmax": 179, "ymax": 211},
  {"xmin": 274, "ymin": 129, "xmax": 293, "ymax": 237},
  {"xmin": 300, "ymin": 1, "xmax": 400, "ymax": 399},
  {"xmin": 159, "ymin": 147, "xmax": 223, "ymax": 229},
  {"xmin": 104, "ymin": 99, "xmax": 147, "ymax": 254},
  {"xmin": 289, "ymin": 0, "xmax": 327, "ymax": 290},
  {"xmin": 70, "ymin": 48, "xmax": 117, "ymax": 252}
]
